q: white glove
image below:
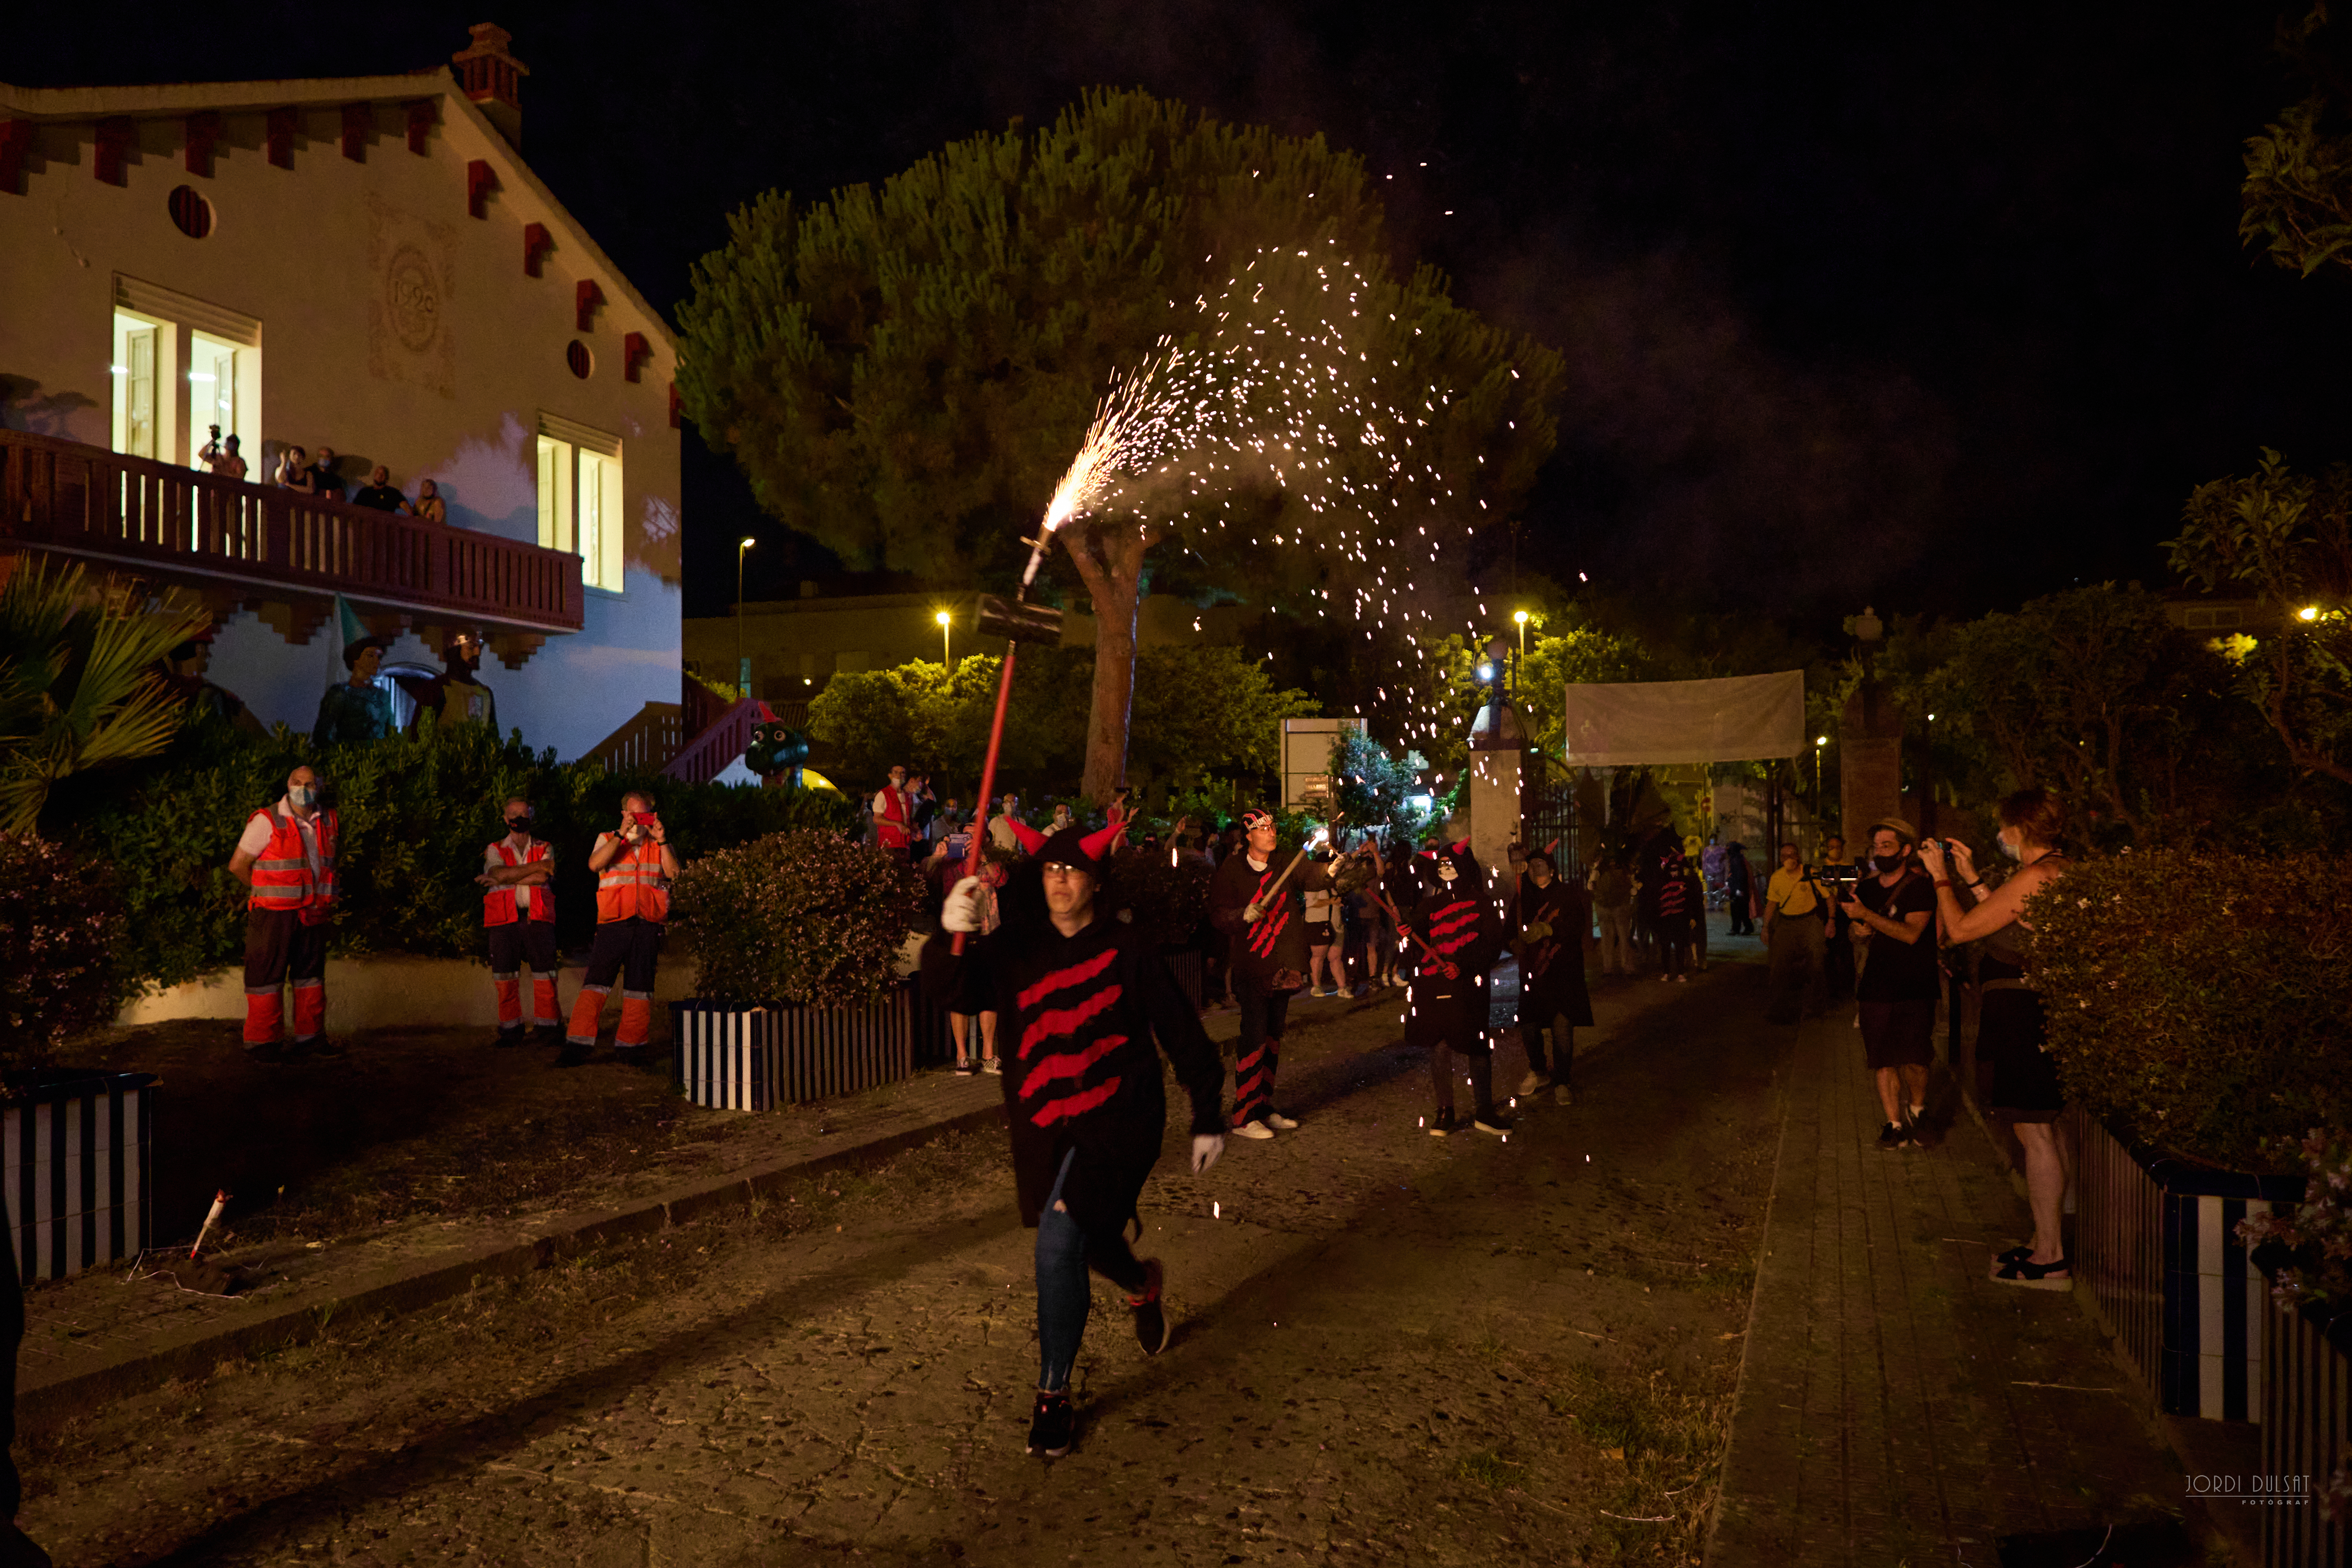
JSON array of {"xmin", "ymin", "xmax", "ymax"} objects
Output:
[
  {"xmin": 942, "ymin": 876, "xmax": 986, "ymax": 934},
  {"xmin": 1190, "ymin": 1133, "xmax": 1225, "ymax": 1174},
  {"xmin": 1242, "ymin": 902, "xmax": 1263, "ymax": 924}
]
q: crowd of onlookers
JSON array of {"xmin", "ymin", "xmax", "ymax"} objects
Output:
[{"xmin": 196, "ymin": 430, "xmax": 448, "ymax": 522}]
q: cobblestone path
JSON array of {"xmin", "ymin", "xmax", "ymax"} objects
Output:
[{"xmin": 28, "ymin": 968, "xmax": 1783, "ymax": 1566}]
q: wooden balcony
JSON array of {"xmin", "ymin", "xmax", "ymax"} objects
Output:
[{"xmin": 0, "ymin": 429, "xmax": 582, "ymax": 638}]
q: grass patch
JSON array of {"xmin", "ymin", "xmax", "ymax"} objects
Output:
[{"xmin": 1452, "ymin": 1447, "xmax": 1528, "ymax": 1488}]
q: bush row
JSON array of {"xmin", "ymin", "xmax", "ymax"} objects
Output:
[{"xmin": 43, "ymin": 717, "xmax": 857, "ymax": 994}]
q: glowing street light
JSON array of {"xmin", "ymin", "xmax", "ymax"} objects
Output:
[
  {"xmin": 735, "ymin": 536, "xmax": 756, "ymax": 697},
  {"xmin": 936, "ymin": 608, "xmax": 952, "ymax": 669},
  {"xmin": 2300, "ymin": 605, "xmax": 2321, "ymax": 622}
]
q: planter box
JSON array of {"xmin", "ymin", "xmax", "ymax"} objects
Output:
[
  {"xmin": 672, "ymin": 986, "xmax": 920, "ymax": 1111},
  {"xmin": 2071, "ymin": 1108, "xmax": 2302, "ymax": 1421},
  {"xmin": 2261, "ymin": 1290, "xmax": 2349, "ymax": 1567},
  {"xmin": 3, "ymin": 1073, "xmax": 155, "ymax": 1281}
]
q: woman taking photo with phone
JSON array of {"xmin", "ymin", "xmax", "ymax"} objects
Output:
[{"xmin": 1919, "ymin": 787, "xmax": 2071, "ymax": 1289}]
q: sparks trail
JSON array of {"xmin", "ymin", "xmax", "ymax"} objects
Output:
[{"xmin": 1033, "ymin": 242, "xmax": 1531, "ymax": 756}]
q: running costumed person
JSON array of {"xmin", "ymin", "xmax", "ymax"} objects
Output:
[
  {"xmin": 1207, "ymin": 810, "xmax": 1351, "ymax": 1139},
  {"xmin": 1399, "ymin": 841, "xmax": 1511, "ymax": 1136},
  {"xmin": 931, "ymin": 820, "xmax": 1228, "ymax": 1458}
]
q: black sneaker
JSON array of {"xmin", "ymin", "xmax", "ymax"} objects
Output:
[
  {"xmin": 1875, "ymin": 1120, "xmax": 1911, "ymax": 1150},
  {"xmin": 290, "ymin": 1036, "xmax": 347, "ymax": 1060},
  {"xmin": 1027, "ymin": 1390, "xmax": 1075, "ymax": 1457},
  {"xmin": 954, "ymin": 1059, "xmax": 978, "ymax": 1076},
  {"xmin": 1473, "ymin": 1112, "xmax": 1514, "ymax": 1137},
  {"xmin": 1129, "ymin": 1260, "xmax": 1170, "ymax": 1355},
  {"xmin": 1427, "ymin": 1108, "xmax": 1458, "ymax": 1138},
  {"xmin": 493, "ymin": 1029, "xmax": 525, "ymax": 1049},
  {"xmin": 556, "ymin": 1042, "xmax": 595, "ymax": 1069},
  {"xmin": 243, "ymin": 1041, "xmax": 288, "ymax": 1065}
]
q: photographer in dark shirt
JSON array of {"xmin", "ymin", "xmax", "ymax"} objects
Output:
[{"xmin": 1840, "ymin": 818, "xmax": 1939, "ymax": 1148}]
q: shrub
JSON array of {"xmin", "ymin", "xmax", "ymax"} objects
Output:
[
  {"xmin": 0, "ymin": 831, "xmax": 133, "ymax": 1071},
  {"xmin": 2239, "ymin": 1130, "xmax": 2351, "ymax": 1310},
  {"xmin": 2032, "ymin": 851, "xmax": 2352, "ymax": 1171},
  {"xmin": 670, "ymin": 828, "xmax": 924, "ymax": 1010},
  {"xmin": 43, "ymin": 717, "xmax": 858, "ymax": 992}
]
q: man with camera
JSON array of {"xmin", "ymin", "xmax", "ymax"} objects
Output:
[
  {"xmin": 1838, "ymin": 818, "xmax": 1939, "ymax": 1148},
  {"xmin": 197, "ymin": 427, "xmax": 248, "ymax": 481},
  {"xmin": 562, "ymin": 792, "xmax": 679, "ymax": 1067},
  {"xmin": 1761, "ymin": 841, "xmax": 1831, "ymax": 1024}
]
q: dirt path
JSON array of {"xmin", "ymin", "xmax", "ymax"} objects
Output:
[{"xmin": 27, "ymin": 962, "xmax": 1785, "ymax": 1567}]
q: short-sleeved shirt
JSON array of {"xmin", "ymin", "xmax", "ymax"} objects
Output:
[
  {"xmin": 236, "ymin": 799, "xmax": 324, "ymax": 880},
  {"xmin": 1765, "ymin": 865, "xmax": 1822, "ymax": 917},
  {"xmin": 351, "ymin": 483, "xmax": 406, "ymax": 512},
  {"xmin": 1854, "ymin": 871, "xmax": 1940, "ymax": 1001}
]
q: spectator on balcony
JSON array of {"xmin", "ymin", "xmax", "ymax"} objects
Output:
[
  {"xmin": 395, "ymin": 630, "xmax": 497, "ymax": 736},
  {"xmin": 197, "ymin": 429, "xmax": 248, "ymax": 481},
  {"xmin": 312, "ymin": 636, "xmax": 395, "ymax": 746},
  {"xmin": 310, "ymin": 447, "xmax": 345, "ymax": 503},
  {"xmin": 274, "ymin": 444, "xmax": 315, "ymax": 493},
  {"xmin": 351, "ymin": 464, "xmax": 409, "ymax": 514},
  {"xmin": 411, "ymin": 477, "xmax": 447, "ymax": 524}
]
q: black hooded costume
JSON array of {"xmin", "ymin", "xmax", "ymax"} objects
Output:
[
  {"xmin": 922, "ymin": 826, "xmax": 1227, "ymax": 1243},
  {"xmin": 1399, "ymin": 843, "xmax": 1509, "ymax": 1129}
]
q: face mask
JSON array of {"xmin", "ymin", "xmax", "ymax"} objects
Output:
[
  {"xmin": 505, "ymin": 815, "xmax": 531, "ymax": 833},
  {"xmin": 1998, "ymin": 832, "xmax": 2022, "ymax": 861},
  {"xmin": 1871, "ymin": 853, "xmax": 1906, "ymax": 874},
  {"xmin": 288, "ymin": 784, "xmax": 317, "ymax": 808}
]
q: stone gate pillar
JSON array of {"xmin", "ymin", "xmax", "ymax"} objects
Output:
[{"xmin": 1839, "ymin": 681, "xmax": 1903, "ymax": 843}]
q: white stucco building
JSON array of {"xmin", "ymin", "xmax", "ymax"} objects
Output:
[{"xmin": 0, "ymin": 25, "xmax": 683, "ymax": 761}]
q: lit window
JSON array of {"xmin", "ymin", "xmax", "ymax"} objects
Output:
[{"xmin": 536, "ymin": 417, "xmax": 623, "ymax": 592}]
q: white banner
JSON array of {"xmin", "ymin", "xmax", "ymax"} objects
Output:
[{"xmin": 1563, "ymin": 671, "xmax": 1807, "ymax": 766}]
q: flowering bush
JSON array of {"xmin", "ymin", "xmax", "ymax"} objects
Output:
[
  {"xmin": 0, "ymin": 831, "xmax": 133, "ymax": 1072},
  {"xmin": 2032, "ymin": 851, "xmax": 2352, "ymax": 1172},
  {"xmin": 2240, "ymin": 1130, "xmax": 2349, "ymax": 1310},
  {"xmin": 671, "ymin": 829, "xmax": 923, "ymax": 1010}
]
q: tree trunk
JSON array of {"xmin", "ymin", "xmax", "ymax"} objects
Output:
[{"xmin": 1062, "ymin": 521, "xmax": 1148, "ymax": 806}]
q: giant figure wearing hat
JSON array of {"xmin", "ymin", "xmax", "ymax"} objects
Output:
[{"xmin": 931, "ymin": 818, "xmax": 1228, "ymax": 1459}]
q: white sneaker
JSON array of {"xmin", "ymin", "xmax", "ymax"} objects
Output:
[
  {"xmin": 1517, "ymin": 1071, "xmax": 1550, "ymax": 1096},
  {"xmin": 1231, "ymin": 1119, "xmax": 1275, "ymax": 1140},
  {"xmin": 1264, "ymin": 1112, "xmax": 1299, "ymax": 1131}
]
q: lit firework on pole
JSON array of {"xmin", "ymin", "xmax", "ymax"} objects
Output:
[{"xmin": 952, "ymin": 240, "xmax": 1534, "ymax": 894}]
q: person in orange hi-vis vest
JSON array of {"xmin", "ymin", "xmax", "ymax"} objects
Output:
[
  {"xmin": 561, "ymin": 789, "xmax": 680, "ymax": 1066},
  {"xmin": 873, "ymin": 764, "xmax": 913, "ymax": 857},
  {"xmin": 226, "ymin": 763, "xmax": 347, "ymax": 1063},
  {"xmin": 476, "ymin": 795, "xmax": 560, "ymax": 1047}
]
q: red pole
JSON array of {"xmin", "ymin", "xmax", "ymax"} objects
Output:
[{"xmin": 952, "ymin": 641, "xmax": 1020, "ymax": 954}]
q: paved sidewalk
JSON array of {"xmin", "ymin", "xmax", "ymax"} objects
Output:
[{"xmin": 1710, "ymin": 1011, "xmax": 2191, "ymax": 1565}]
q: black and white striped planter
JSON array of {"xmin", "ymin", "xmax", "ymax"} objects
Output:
[
  {"xmin": 2260, "ymin": 1289, "xmax": 2348, "ymax": 1566},
  {"xmin": 3, "ymin": 1072, "xmax": 155, "ymax": 1281},
  {"xmin": 672, "ymin": 988, "xmax": 921, "ymax": 1111},
  {"xmin": 2071, "ymin": 1109, "xmax": 2302, "ymax": 1422}
]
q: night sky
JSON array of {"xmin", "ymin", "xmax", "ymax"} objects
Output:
[{"xmin": 26, "ymin": 2, "xmax": 2352, "ymax": 625}]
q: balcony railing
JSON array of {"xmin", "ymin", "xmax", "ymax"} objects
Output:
[{"xmin": 0, "ymin": 429, "xmax": 582, "ymax": 633}]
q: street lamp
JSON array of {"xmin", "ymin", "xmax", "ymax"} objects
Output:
[
  {"xmin": 735, "ymin": 536, "xmax": 755, "ymax": 697},
  {"xmin": 936, "ymin": 608, "xmax": 952, "ymax": 670},
  {"xmin": 1813, "ymin": 733, "xmax": 1828, "ymax": 826}
]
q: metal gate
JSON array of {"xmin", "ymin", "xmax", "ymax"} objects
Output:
[{"xmin": 1520, "ymin": 751, "xmax": 1583, "ymax": 881}]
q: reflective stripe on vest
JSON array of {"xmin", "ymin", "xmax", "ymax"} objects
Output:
[
  {"xmin": 594, "ymin": 837, "xmax": 670, "ymax": 924},
  {"xmin": 247, "ymin": 806, "xmax": 337, "ymax": 912},
  {"xmin": 483, "ymin": 839, "xmax": 554, "ymax": 927}
]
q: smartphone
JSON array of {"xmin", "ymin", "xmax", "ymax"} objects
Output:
[
  {"xmin": 629, "ymin": 811, "xmax": 658, "ymax": 827},
  {"xmin": 946, "ymin": 832, "xmax": 971, "ymax": 859}
]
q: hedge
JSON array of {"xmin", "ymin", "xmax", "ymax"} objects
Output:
[
  {"xmin": 0, "ymin": 832, "xmax": 134, "ymax": 1071},
  {"xmin": 43, "ymin": 717, "xmax": 858, "ymax": 995},
  {"xmin": 670, "ymin": 829, "xmax": 924, "ymax": 1010},
  {"xmin": 2032, "ymin": 850, "xmax": 2352, "ymax": 1173}
]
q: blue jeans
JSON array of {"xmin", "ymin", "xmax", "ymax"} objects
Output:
[{"xmin": 1035, "ymin": 1148, "xmax": 1146, "ymax": 1392}]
